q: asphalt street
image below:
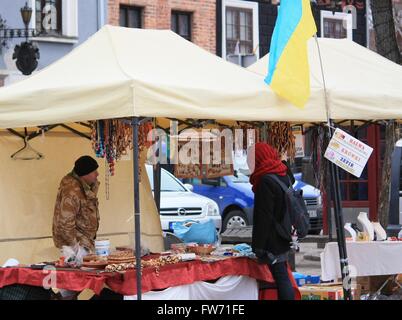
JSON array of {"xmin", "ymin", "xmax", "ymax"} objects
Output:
[{"xmin": 294, "ymin": 242, "xmax": 323, "ymax": 276}]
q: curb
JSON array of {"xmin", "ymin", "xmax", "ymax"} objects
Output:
[{"xmin": 303, "ymin": 254, "xmax": 321, "ymax": 262}]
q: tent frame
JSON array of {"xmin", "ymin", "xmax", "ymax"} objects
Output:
[
  {"xmin": 130, "ymin": 116, "xmax": 355, "ymax": 300},
  {"xmin": 132, "ymin": 117, "xmax": 142, "ymax": 300},
  {"xmin": 131, "ymin": 116, "xmax": 382, "ymax": 300}
]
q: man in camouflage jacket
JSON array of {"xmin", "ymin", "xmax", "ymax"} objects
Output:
[{"xmin": 53, "ymin": 156, "xmax": 100, "ymax": 252}]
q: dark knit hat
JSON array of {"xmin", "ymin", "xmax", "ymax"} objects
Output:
[{"xmin": 74, "ymin": 156, "xmax": 99, "ymax": 177}]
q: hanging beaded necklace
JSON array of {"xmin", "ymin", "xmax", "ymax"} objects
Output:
[{"xmin": 91, "ymin": 118, "xmax": 154, "ymax": 198}]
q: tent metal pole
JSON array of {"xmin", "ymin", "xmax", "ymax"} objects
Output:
[
  {"xmin": 315, "ymin": 35, "xmax": 352, "ymax": 300},
  {"xmin": 153, "ymin": 135, "xmax": 162, "ymax": 213},
  {"xmin": 153, "ymin": 163, "xmax": 161, "ymax": 214},
  {"xmin": 327, "ymin": 121, "xmax": 352, "ymax": 300},
  {"xmin": 325, "ymin": 165, "xmax": 333, "ymax": 242},
  {"xmin": 132, "ymin": 116, "xmax": 142, "ymax": 300}
]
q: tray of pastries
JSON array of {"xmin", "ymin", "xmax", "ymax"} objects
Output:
[
  {"xmin": 107, "ymin": 250, "xmax": 136, "ymax": 264},
  {"xmin": 81, "ymin": 255, "xmax": 108, "ymax": 269}
]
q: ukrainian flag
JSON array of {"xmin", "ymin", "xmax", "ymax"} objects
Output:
[{"xmin": 265, "ymin": 0, "xmax": 317, "ymax": 108}]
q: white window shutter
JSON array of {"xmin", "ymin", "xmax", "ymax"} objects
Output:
[{"xmin": 62, "ymin": 0, "xmax": 78, "ymax": 38}]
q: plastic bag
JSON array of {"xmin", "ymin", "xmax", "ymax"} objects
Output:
[
  {"xmin": 173, "ymin": 219, "xmax": 217, "ymax": 244},
  {"xmin": 61, "ymin": 244, "xmax": 88, "ymax": 267},
  {"xmin": 232, "ymin": 243, "xmax": 253, "ymax": 257}
]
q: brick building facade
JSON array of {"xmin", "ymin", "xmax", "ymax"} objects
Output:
[
  {"xmin": 108, "ymin": 0, "xmax": 216, "ymax": 54},
  {"xmin": 216, "ymin": 0, "xmax": 368, "ymax": 59}
]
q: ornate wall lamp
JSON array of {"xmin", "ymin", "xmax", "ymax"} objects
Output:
[{"xmin": 0, "ymin": 2, "xmax": 40, "ymax": 75}]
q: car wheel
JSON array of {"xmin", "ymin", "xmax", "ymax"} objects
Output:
[{"xmin": 222, "ymin": 210, "xmax": 249, "ymax": 232}]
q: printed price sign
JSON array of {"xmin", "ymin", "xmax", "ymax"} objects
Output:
[
  {"xmin": 324, "ymin": 128, "xmax": 373, "ymax": 178},
  {"xmin": 291, "ymin": 125, "xmax": 305, "ymax": 158}
]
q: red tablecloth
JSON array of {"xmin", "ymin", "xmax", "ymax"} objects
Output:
[
  {"xmin": 0, "ymin": 257, "xmax": 300, "ymax": 299},
  {"xmin": 0, "ymin": 267, "xmax": 106, "ymax": 295}
]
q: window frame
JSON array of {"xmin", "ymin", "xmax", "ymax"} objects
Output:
[
  {"xmin": 35, "ymin": 0, "xmax": 63, "ymax": 36},
  {"xmin": 221, "ymin": 0, "xmax": 259, "ymax": 60},
  {"xmin": 31, "ymin": 0, "xmax": 79, "ymax": 41},
  {"xmin": 119, "ymin": 5, "xmax": 143, "ymax": 29},
  {"xmin": 225, "ymin": 7, "xmax": 254, "ymax": 56},
  {"xmin": 171, "ymin": 11, "xmax": 192, "ymax": 42},
  {"xmin": 320, "ymin": 10, "xmax": 353, "ymax": 40}
]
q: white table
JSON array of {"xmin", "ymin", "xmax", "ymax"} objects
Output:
[
  {"xmin": 124, "ymin": 275, "xmax": 259, "ymax": 300},
  {"xmin": 321, "ymin": 241, "xmax": 402, "ymax": 281}
]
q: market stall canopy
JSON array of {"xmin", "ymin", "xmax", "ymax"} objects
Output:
[
  {"xmin": 248, "ymin": 37, "xmax": 402, "ymax": 121},
  {"xmin": 0, "ymin": 25, "xmax": 329, "ymax": 129}
]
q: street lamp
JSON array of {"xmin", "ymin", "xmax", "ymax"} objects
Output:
[
  {"xmin": 0, "ymin": 2, "xmax": 39, "ymax": 75},
  {"xmin": 20, "ymin": 2, "xmax": 32, "ymax": 32}
]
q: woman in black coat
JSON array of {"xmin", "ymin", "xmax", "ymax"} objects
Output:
[{"xmin": 247, "ymin": 142, "xmax": 295, "ymax": 300}]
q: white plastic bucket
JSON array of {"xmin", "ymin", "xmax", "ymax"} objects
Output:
[{"xmin": 95, "ymin": 239, "xmax": 110, "ymax": 256}]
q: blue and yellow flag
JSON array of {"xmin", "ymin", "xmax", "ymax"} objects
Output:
[{"xmin": 265, "ymin": 0, "xmax": 317, "ymax": 108}]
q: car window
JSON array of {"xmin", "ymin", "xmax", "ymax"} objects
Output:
[
  {"xmin": 181, "ymin": 178, "xmax": 201, "ymax": 185},
  {"xmin": 146, "ymin": 166, "xmax": 187, "ymax": 192}
]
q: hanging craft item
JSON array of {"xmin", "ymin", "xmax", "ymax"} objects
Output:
[
  {"xmin": 174, "ymin": 138, "xmax": 203, "ymax": 179},
  {"xmin": 311, "ymin": 124, "xmax": 328, "ymax": 191},
  {"xmin": 90, "ymin": 119, "xmax": 154, "ymax": 177},
  {"xmin": 260, "ymin": 122, "xmax": 269, "ymax": 143},
  {"xmin": 138, "ymin": 120, "xmax": 154, "ymax": 153},
  {"xmin": 105, "ymin": 158, "xmax": 110, "ymax": 201},
  {"xmin": 205, "ymin": 129, "xmax": 234, "ymax": 178},
  {"xmin": 232, "ymin": 123, "xmax": 261, "ymax": 153},
  {"xmin": 266, "ymin": 122, "xmax": 296, "ymax": 160},
  {"xmin": 174, "ymin": 126, "xmax": 235, "ymax": 179}
]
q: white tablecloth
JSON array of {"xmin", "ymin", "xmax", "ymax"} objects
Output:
[
  {"xmin": 124, "ymin": 275, "xmax": 259, "ymax": 300},
  {"xmin": 321, "ymin": 241, "xmax": 402, "ymax": 281}
]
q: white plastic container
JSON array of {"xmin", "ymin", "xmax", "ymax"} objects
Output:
[{"xmin": 95, "ymin": 239, "xmax": 110, "ymax": 256}]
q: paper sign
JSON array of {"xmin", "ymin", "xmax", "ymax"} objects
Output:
[
  {"xmin": 324, "ymin": 128, "xmax": 373, "ymax": 178},
  {"xmin": 292, "ymin": 125, "xmax": 305, "ymax": 158}
]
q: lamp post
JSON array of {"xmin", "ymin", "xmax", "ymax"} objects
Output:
[{"xmin": 0, "ymin": 2, "xmax": 39, "ymax": 75}]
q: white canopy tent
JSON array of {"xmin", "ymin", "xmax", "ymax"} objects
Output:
[
  {"xmin": 0, "ymin": 25, "xmax": 329, "ymax": 129},
  {"xmin": 247, "ymin": 37, "xmax": 402, "ymax": 121},
  {"xmin": 0, "ymin": 28, "xmax": 401, "ymax": 129},
  {"xmin": 246, "ymin": 37, "xmax": 402, "ymax": 301},
  {"xmin": 1, "ymin": 26, "xmax": 402, "ymax": 299}
]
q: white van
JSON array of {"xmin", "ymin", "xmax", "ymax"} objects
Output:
[{"xmin": 145, "ymin": 165, "xmax": 222, "ymax": 232}]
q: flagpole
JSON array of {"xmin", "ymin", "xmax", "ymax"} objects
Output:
[{"xmin": 314, "ymin": 35, "xmax": 352, "ymax": 300}]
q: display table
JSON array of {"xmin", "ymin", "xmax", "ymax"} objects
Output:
[
  {"xmin": 321, "ymin": 241, "xmax": 402, "ymax": 281},
  {"xmin": 0, "ymin": 257, "xmax": 300, "ymax": 300},
  {"xmin": 124, "ymin": 275, "xmax": 260, "ymax": 300}
]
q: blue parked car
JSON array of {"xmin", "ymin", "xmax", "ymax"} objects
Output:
[{"xmin": 183, "ymin": 172, "xmax": 323, "ymax": 233}]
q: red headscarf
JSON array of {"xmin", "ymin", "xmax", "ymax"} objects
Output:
[{"xmin": 248, "ymin": 142, "xmax": 288, "ymax": 193}]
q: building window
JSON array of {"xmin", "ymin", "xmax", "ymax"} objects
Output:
[
  {"xmin": 226, "ymin": 7, "xmax": 253, "ymax": 55},
  {"xmin": 324, "ymin": 18, "xmax": 347, "ymax": 38},
  {"xmin": 221, "ymin": 0, "xmax": 259, "ymax": 60},
  {"xmin": 171, "ymin": 11, "xmax": 192, "ymax": 41},
  {"xmin": 119, "ymin": 5, "xmax": 142, "ymax": 28},
  {"xmin": 35, "ymin": 0, "xmax": 62, "ymax": 35},
  {"xmin": 321, "ymin": 11, "xmax": 353, "ymax": 40},
  {"xmin": 33, "ymin": 0, "xmax": 78, "ymax": 39}
]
